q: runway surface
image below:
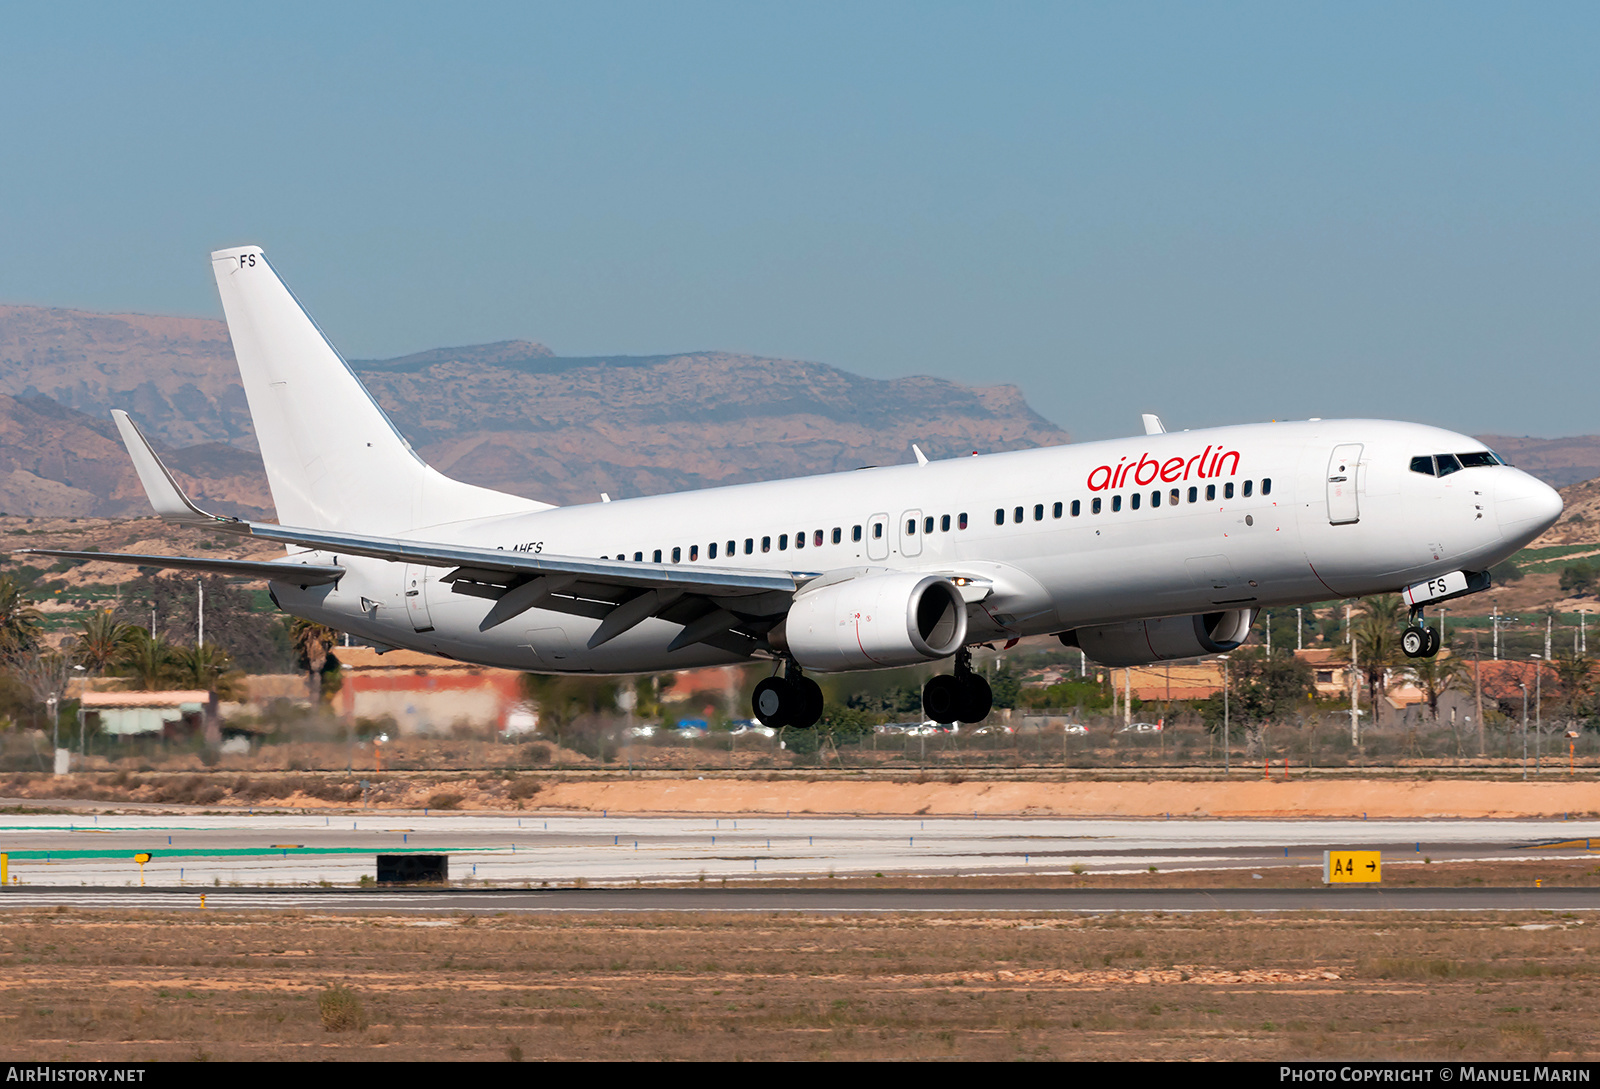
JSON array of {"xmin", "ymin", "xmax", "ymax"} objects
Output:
[
  {"xmin": 2, "ymin": 885, "xmax": 1599, "ymax": 912},
  {"xmin": 0, "ymin": 809, "xmax": 1595, "ymax": 890}
]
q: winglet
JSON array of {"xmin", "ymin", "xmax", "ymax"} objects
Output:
[
  {"xmin": 111, "ymin": 410, "xmax": 237, "ymax": 527},
  {"xmin": 912, "ymin": 444, "xmax": 929, "ymax": 466},
  {"xmin": 1141, "ymin": 414, "xmax": 1167, "ymax": 435}
]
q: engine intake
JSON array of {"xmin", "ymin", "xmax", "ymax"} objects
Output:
[
  {"xmin": 778, "ymin": 572, "xmax": 968, "ymax": 672},
  {"xmin": 1062, "ymin": 608, "xmax": 1256, "ymax": 668}
]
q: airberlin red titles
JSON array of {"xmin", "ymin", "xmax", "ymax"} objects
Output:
[{"xmin": 1086, "ymin": 446, "xmax": 1242, "ymax": 492}]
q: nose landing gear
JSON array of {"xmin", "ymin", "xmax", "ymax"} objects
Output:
[
  {"xmin": 921, "ymin": 649, "xmax": 993, "ymax": 724},
  {"xmin": 752, "ymin": 662, "xmax": 825, "ymax": 729},
  {"xmin": 1401, "ymin": 609, "xmax": 1441, "ymax": 659}
]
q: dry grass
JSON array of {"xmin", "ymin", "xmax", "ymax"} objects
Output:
[{"xmin": 0, "ymin": 907, "xmax": 1594, "ymax": 1061}]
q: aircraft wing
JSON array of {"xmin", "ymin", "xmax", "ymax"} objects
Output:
[
  {"xmin": 62, "ymin": 408, "xmax": 813, "ymax": 649},
  {"xmin": 15, "ymin": 549, "xmax": 345, "ymax": 586}
]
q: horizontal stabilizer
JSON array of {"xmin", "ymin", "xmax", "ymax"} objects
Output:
[{"xmin": 16, "ymin": 549, "xmax": 344, "ymax": 586}]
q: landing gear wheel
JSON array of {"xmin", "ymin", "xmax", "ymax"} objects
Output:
[
  {"xmin": 956, "ymin": 672, "xmax": 992, "ymax": 723},
  {"xmin": 1402, "ymin": 625, "xmax": 1433, "ymax": 658},
  {"xmin": 922, "ymin": 674, "xmax": 963, "ymax": 724},
  {"xmin": 793, "ymin": 676, "xmax": 824, "ymax": 729},
  {"xmin": 1423, "ymin": 626, "xmax": 1441, "ymax": 657},
  {"xmin": 753, "ymin": 677, "xmax": 793, "ymax": 729}
]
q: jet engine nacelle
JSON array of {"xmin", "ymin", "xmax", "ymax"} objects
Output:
[
  {"xmin": 1063, "ymin": 608, "xmax": 1256, "ymax": 668},
  {"xmin": 776, "ymin": 572, "xmax": 968, "ymax": 672}
]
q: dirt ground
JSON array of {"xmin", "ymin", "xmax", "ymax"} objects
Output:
[
  {"xmin": 6, "ymin": 769, "xmax": 1599, "ymax": 819},
  {"xmin": 0, "ymin": 905, "xmax": 1593, "ymax": 1062}
]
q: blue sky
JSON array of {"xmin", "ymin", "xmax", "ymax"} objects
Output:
[{"xmin": 1, "ymin": 3, "xmax": 1596, "ymax": 440}]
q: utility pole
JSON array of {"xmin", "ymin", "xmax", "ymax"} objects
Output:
[
  {"xmin": 197, "ymin": 579, "xmax": 204, "ymax": 649},
  {"xmin": 1296, "ymin": 607, "xmax": 1303, "ymax": 651},
  {"xmin": 1520, "ymin": 679, "xmax": 1529, "ymax": 780},
  {"xmin": 1533, "ymin": 654, "xmax": 1542, "ymax": 774},
  {"xmin": 1220, "ymin": 654, "xmax": 1230, "ymax": 775},
  {"xmin": 1266, "ymin": 613, "xmax": 1272, "ymax": 656},
  {"xmin": 1546, "ymin": 615, "xmax": 1553, "ymax": 661},
  {"xmin": 1493, "ymin": 606, "xmax": 1500, "ymax": 660},
  {"xmin": 1350, "ymin": 637, "xmax": 1361, "ymax": 747},
  {"xmin": 1473, "ymin": 631, "xmax": 1485, "ymax": 757}
]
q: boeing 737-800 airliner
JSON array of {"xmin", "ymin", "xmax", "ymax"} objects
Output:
[{"xmin": 23, "ymin": 247, "xmax": 1564, "ymax": 729}]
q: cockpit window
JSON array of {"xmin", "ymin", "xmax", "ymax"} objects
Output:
[{"xmin": 1412, "ymin": 451, "xmax": 1503, "ymax": 477}]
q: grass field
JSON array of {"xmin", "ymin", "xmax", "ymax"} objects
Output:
[{"xmin": 1, "ymin": 893, "xmax": 1595, "ymax": 1061}]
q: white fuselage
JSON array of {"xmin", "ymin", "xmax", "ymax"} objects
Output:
[{"xmin": 273, "ymin": 418, "xmax": 1561, "ymax": 674}]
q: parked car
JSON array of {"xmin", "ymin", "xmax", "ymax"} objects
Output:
[
  {"xmin": 1061, "ymin": 723, "xmax": 1089, "ymax": 736},
  {"xmin": 730, "ymin": 723, "xmax": 777, "ymax": 738},
  {"xmin": 1116, "ymin": 721, "xmax": 1164, "ymax": 735},
  {"xmin": 623, "ymin": 724, "xmax": 659, "ymax": 739},
  {"xmin": 970, "ymin": 724, "xmax": 1014, "ymax": 736}
]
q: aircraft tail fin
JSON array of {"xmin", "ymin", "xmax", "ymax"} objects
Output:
[{"xmin": 210, "ymin": 246, "xmax": 551, "ymax": 534}]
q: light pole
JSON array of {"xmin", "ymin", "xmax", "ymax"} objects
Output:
[
  {"xmin": 1219, "ymin": 654, "xmax": 1230, "ymax": 775},
  {"xmin": 1296, "ymin": 607, "xmax": 1303, "ymax": 651},
  {"xmin": 1531, "ymin": 654, "xmax": 1542, "ymax": 774},
  {"xmin": 1519, "ymin": 679, "xmax": 1529, "ymax": 781}
]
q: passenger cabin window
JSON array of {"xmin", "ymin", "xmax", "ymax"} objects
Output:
[
  {"xmin": 1092, "ymin": 497, "xmax": 1102, "ymax": 514},
  {"xmin": 940, "ymin": 515, "xmax": 950, "ymax": 532},
  {"xmin": 1188, "ymin": 486, "xmax": 1198, "ymax": 503},
  {"xmin": 1013, "ymin": 506, "xmax": 1024, "ymax": 524},
  {"xmin": 708, "ymin": 543, "xmax": 717, "ymax": 559},
  {"xmin": 1130, "ymin": 492, "xmax": 1141, "ymax": 510},
  {"xmin": 1053, "ymin": 502, "xmax": 1062, "ymax": 518},
  {"xmin": 924, "ymin": 517, "xmax": 934, "ymax": 534},
  {"xmin": 671, "ymin": 547, "xmax": 681, "ymax": 563},
  {"xmin": 873, "ymin": 523, "xmax": 883, "ymax": 539},
  {"xmin": 633, "ymin": 551, "xmax": 643, "ymax": 562},
  {"xmin": 1169, "ymin": 488, "xmax": 1179, "ymax": 505},
  {"xmin": 689, "ymin": 545, "xmax": 698, "ymax": 561},
  {"xmin": 1262, "ymin": 478, "xmax": 1272, "ymax": 496},
  {"xmin": 779, "ymin": 534, "xmax": 788, "ymax": 550},
  {"xmin": 761, "ymin": 536, "xmax": 771, "ymax": 552},
  {"xmin": 816, "ymin": 529, "xmax": 825, "ymax": 546},
  {"xmin": 1224, "ymin": 482, "xmax": 1234, "ymax": 499},
  {"xmin": 1242, "ymin": 480, "xmax": 1253, "ymax": 498},
  {"xmin": 794, "ymin": 531, "xmax": 804, "ymax": 549},
  {"xmin": 852, "ymin": 525, "xmax": 863, "ymax": 542},
  {"xmin": 995, "ymin": 509, "xmax": 1005, "ymax": 526},
  {"xmin": 1206, "ymin": 485, "xmax": 1216, "ymax": 502},
  {"xmin": 1151, "ymin": 490, "xmax": 1161, "ymax": 507},
  {"xmin": 1033, "ymin": 504, "xmax": 1044, "ymax": 521},
  {"xmin": 832, "ymin": 527, "xmax": 842, "ymax": 544},
  {"xmin": 905, "ymin": 519, "xmax": 916, "ymax": 535},
  {"xmin": 1071, "ymin": 499, "xmax": 1081, "ymax": 516},
  {"xmin": 653, "ymin": 549, "xmax": 662, "ymax": 563},
  {"xmin": 958, "ymin": 512, "xmax": 968, "ymax": 529},
  {"xmin": 1112, "ymin": 495, "xmax": 1122, "ymax": 512},
  {"xmin": 744, "ymin": 538, "xmax": 754, "ymax": 554}
]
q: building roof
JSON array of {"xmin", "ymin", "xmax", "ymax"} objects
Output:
[{"xmin": 80, "ymin": 690, "xmax": 212, "ymax": 708}]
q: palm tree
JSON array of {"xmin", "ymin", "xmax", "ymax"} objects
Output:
[
  {"xmin": 1332, "ymin": 595, "xmax": 1408, "ymax": 726},
  {"xmin": 170, "ymin": 642, "xmax": 246, "ymax": 700},
  {"xmin": 118, "ymin": 628, "xmax": 176, "ymax": 690},
  {"xmin": 289, "ymin": 618, "xmax": 340, "ymax": 702},
  {"xmin": 72, "ymin": 610, "xmax": 139, "ymax": 674},
  {"xmin": 0, "ymin": 574, "xmax": 43, "ymax": 660}
]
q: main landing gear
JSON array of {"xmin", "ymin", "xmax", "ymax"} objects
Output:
[
  {"xmin": 1401, "ymin": 608, "xmax": 1441, "ymax": 659},
  {"xmin": 921, "ymin": 649, "xmax": 993, "ymax": 725},
  {"xmin": 752, "ymin": 663, "xmax": 824, "ymax": 730}
]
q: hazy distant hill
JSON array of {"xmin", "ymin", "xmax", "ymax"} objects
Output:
[
  {"xmin": 0, "ymin": 306, "xmax": 1070, "ymax": 515},
  {"xmin": 1477, "ymin": 435, "xmax": 1600, "ymax": 490}
]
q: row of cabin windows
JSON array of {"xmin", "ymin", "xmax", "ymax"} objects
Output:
[
  {"xmin": 993, "ymin": 478, "xmax": 1272, "ymax": 524},
  {"xmin": 612, "ymin": 513, "xmax": 974, "ymax": 564},
  {"xmin": 609, "ymin": 478, "xmax": 1274, "ymax": 564}
]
